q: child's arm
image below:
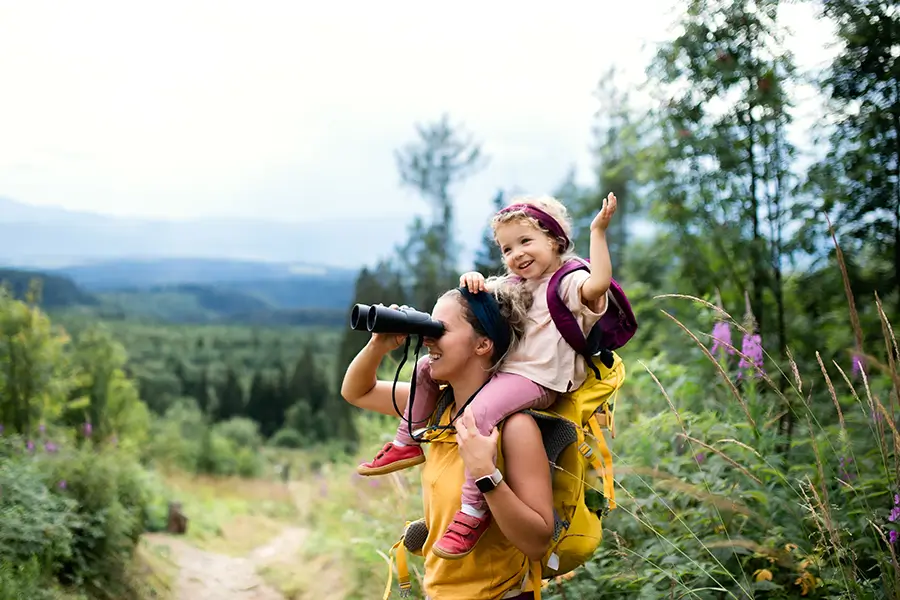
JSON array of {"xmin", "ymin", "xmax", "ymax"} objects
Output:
[{"xmin": 580, "ymin": 192, "xmax": 617, "ymax": 313}]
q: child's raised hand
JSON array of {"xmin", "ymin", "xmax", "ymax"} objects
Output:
[
  {"xmin": 459, "ymin": 271, "xmax": 487, "ymax": 293},
  {"xmin": 590, "ymin": 192, "xmax": 618, "ymax": 233}
]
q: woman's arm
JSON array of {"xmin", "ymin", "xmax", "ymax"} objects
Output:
[
  {"xmin": 475, "ymin": 413, "xmax": 554, "ymax": 561},
  {"xmin": 340, "ymin": 336, "xmax": 410, "ymax": 417}
]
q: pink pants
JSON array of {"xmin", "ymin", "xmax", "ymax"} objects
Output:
[{"xmin": 396, "ymin": 355, "xmax": 556, "ymax": 509}]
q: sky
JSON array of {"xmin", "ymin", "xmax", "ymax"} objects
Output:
[{"xmin": 0, "ymin": 0, "xmax": 837, "ymax": 253}]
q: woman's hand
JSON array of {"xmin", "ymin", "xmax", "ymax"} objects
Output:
[
  {"xmin": 369, "ymin": 304, "xmax": 408, "ymax": 352},
  {"xmin": 456, "ymin": 405, "xmax": 498, "ymax": 479}
]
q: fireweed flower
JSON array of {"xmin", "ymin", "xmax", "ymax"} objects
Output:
[
  {"xmin": 838, "ymin": 457, "xmax": 856, "ymax": 482},
  {"xmin": 83, "ymin": 422, "xmax": 92, "ymax": 437},
  {"xmin": 890, "ymin": 495, "xmax": 900, "ymax": 523},
  {"xmin": 738, "ymin": 333, "xmax": 765, "ymax": 377},
  {"xmin": 710, "ymin": 322, "xmax": 735, "ymax": 355},
  {"xmin": 851, "ymin": 353, "xmax": 866, "ymax": 379}
]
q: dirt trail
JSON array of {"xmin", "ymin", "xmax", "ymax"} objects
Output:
[
  {"xmin": 143, "ymin": 525, "xmax": 308, "ymax": 600},
  {"xmin": 142, "ymin": 480, "xmax": 320, "ymax": 600}
]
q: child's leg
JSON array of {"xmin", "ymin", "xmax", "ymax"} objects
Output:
[
  {"xmin": 356, "ymin": 355, "xmax": 440, "ymax": 476},
  {"xmin": 459, "ymin": 373, "xmax": 556, "ymax": 513},
  {"xmin": 432, "ymin": 373, "xmax": 555, "ymax": 560}
]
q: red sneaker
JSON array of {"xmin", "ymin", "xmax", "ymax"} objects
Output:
[
  {"xmin": 431, "ymin": 510, "xmax": 491, "ymax": 560},
  {"xmin": 356, "ymin": 442, "xmax": 425, "ymax": 476}
]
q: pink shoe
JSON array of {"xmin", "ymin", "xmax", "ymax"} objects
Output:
[
  {"xmin": 431, "ymin": 511, "xmax": 491, "ymax": 560},
  {"xmin": 357, "ymin": 442, "xmax": 425, "ymax": 476}
]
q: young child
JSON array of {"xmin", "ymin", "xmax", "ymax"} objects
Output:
[{"xmin": 358, "ymin": 192, "xmax": 619, "ymax": 559}]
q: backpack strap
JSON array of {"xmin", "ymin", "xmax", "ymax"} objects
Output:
[
  {"xmin": 547, "ymin": 258, "xmax": 610, "ymax": 375},
  {"xmin": 546, "ymin": 258, "xmax": 591, "ymax": 355}
]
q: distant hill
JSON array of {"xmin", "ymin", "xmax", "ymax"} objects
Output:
[
  {"xmin": 90, "ymin": 287, "xmax": 347, "ymax": 327},
  {"xmin": 0, "ymin": 268, "xmax": 98, "ymax": 308},
  {"xmin": 0, "ymin": 196, "xmax": 409, "ymax": 269},
  {"xmin": 51, "ymin": 257, "xmax": 357, "ymax": 310},
  {"xmin": 0, "ymin": 261, "xmax": 355, "ymax": 328}
]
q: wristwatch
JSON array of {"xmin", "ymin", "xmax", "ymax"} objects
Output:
[{"xmin": 475, "ymin": 468, "xmax": 503, "ymax": 494}]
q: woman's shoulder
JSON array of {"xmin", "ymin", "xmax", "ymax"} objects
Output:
[{"xmin": 499, "ymin": 412, "xmax": 543, "ymax": 452}]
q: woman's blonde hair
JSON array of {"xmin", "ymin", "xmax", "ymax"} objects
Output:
[
  {"xmin": 442, "ymin": 278, "xmax": 533, "ymax": 373},
  {"xmin": 489, "ymin": 194, "xmax": 576, "ymax": 259}
]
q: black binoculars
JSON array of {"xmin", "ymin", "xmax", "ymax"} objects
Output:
[{"xmin": 349, "ymin": 303, "xmax": 445, "ymax": 338}]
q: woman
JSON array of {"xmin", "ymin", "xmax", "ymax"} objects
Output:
[{"xmin": 341, "ymin": 285, "xmax": 554, "ymax": 599}]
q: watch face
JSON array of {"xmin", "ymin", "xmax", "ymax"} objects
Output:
[{"xmin": 475, "ymin": 476, "xmax": 495, "ymax": 494}]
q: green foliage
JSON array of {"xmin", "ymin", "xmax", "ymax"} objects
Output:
[
  {"xmin": 0, "ymin": 441, "xmax": 75, "ymax": 569},
  {"xmin": 0, "ymin": 287, "xmax": 75, "ymax": 434},
  {"xmin": 144, "ymin": 399, "xmax": 266, "ymax": 478},
  {"xmin": 807, "ymin": 0, "xmax": 899, "ymax": 309},
  {"xmin": 0, "ymin": 433, "xmax": 164, "ymax": 599},
  {"xmin": 0, "ymin": 558, "xmax": 61, "ymax": 600},
  {"xmin": 270, "ymin": 427, "xmax": 306, "ymax": 449}
]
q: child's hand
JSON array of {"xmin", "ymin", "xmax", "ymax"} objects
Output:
[
  {"xmin": 459, "ymin": 271, "xmax": 487, "ymax": 293},
  {"xmin": 590, "ymin": 192, "xmax": 617, "ymax": 233}
]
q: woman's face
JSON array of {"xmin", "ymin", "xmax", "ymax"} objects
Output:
[{"xmin": 423, "ymin": 295, "xmax": 490, "ymax": 381}]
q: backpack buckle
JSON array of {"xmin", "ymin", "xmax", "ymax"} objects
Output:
[{"xmin": 578, "ymin": 441, "xmax": 593, "ymax": 459}]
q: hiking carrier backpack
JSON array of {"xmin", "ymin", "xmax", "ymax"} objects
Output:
[{"xmin": 383, "ymin": 258, "xmax": 638, "ymax": 598}]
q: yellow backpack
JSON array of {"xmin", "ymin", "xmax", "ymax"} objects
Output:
[{"xmin": 383, "ymin": 352, "xmax": 626, "ymax": 598}]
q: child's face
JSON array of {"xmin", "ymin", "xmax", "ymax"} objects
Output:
[{"xmin": 494, "ymin": 218, "xmax": 560, "ymax": 280}]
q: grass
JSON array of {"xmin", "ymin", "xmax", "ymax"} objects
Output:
[
  {"xmin": 256, "ymin": 416, "xmax": 427, "ymax": 599},
  {"xmin": 156, "ymin": 468, "xmax": 301, "ymax": 557}
]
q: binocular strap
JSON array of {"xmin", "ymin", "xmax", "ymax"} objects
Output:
[{"xmin": 391, "ymin": 335, "xmax": 490, "ymax": 444}]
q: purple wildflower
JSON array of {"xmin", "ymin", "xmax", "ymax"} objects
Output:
[
  {"xmin": 38, "ymin": 423, "xmax": 45, "ymax": 434},
  {"xmin": 83, "ymin": 422, "xmax": 92, "ymax": 437},
  {"xmin": 694, "ymin": 452, "xmax": 707, "ymax": 464},
  {"xmin": 852, "ymin": 353, "xmax": 866, "ymax": 379},
  {"xmin": 891, "ymin": 530, "xmax": 898, "ymax": 545},
  {"xmin": 838, "ymin": 457, "xmax": 856, "ymax": 482},
  {"xmin": 44, "ymin": 441, "xmax": 58, "ymax": 453},
  {"xmin": 710, "ymin": 322, "xmax": 735, "ymax": 355},
  {"xmin": 58, "ymin": 480, "xmax": 67, "ymax": 490},
  {"xmin": 738, "ymin": 333, "xmax": 765, "ymax": 376},
  {"xmin": 889, "ymin": 494, "xmax": 900, "ymax": 524},
  {"xmin": 26, "ymin": 440, "xmax": 34, "ymax": 452}
]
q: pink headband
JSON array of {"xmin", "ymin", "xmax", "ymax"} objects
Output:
[{"xmin": 497, "ymin": 203, "xmax": 571, "ymax": 251}]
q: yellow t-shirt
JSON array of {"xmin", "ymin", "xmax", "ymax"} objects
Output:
[{"xmin": 420, "ymin": 405, "xmax": 536, "ymax": 599}]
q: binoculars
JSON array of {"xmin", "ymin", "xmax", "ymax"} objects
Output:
[{"xmin": 349, "ymin": 303, "xmax": 445, "ymax": 338}]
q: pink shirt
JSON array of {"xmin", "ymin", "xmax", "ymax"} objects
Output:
[{"xmin": 500, "ymin": 269, "xmax": 607, "ymax": 393}]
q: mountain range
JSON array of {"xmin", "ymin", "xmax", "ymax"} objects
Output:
[{"xmin": 0, "ymin": 196, "xmax": 409, "ymax": 269}]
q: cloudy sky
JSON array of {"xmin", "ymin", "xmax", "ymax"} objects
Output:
[{"xmin": 0, "ymin": 0, "xmax": 836, "ymax": 246}]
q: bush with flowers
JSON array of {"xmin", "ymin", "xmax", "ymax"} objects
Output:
[
  {"xmin": 0, "ymin": 288, "xmax": 168, "ymax": 598},
  {"xmin": 540, "ymin": 288, "xmax": 899, "ymax": 599}
]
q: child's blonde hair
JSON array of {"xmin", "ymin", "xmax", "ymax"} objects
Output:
[{"xmin": 489, "ymin": 194, "xmax": 576, "ymax": 257}]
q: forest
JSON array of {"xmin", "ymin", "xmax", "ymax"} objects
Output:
[{"xmin": 1, "ymin": 0, "xmax": 898, "ymax": 598}]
